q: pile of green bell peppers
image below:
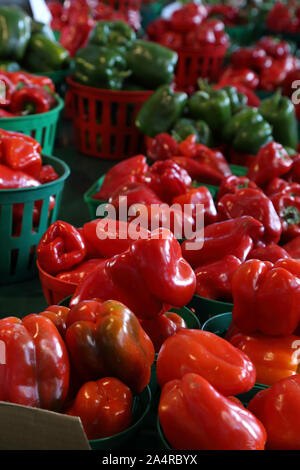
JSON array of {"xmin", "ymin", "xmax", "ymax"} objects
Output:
[{"xmin": 74, "ymin": 21, "xmax": 178, "ymax": 91}]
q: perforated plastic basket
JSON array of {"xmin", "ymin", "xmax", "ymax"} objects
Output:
[
  {"xmin": 67, "ymin": 77, "xmax": 153, "ymax": 159},
  {"xmin": 175, "ymin": 45, "xmax": 227, "ymax": 92},
  {"xmin": 0, "ymin": 155, "xmax": 70, "ymax": 284},
  {"xmin": 0, "ymin": 96, "xmax": 64, "ymax": 154}
]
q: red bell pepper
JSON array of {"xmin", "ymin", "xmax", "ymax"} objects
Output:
[
  {"xmin": 271, "ymin": 188, "xmax": 300, "ymax": 242},
  {"xmin": 216, "ymin": 175, "xmax": 259, "ymax": 201},
  {"xmin": 217, "ymin": 188, "xmax": 282, "ymax": 244},
  {"xmin": 147, "ymin": 19, "xmax": 169, "ymax": 41},
  {"xmin": 109, "ymin": 182, "xmax": 164, "ymax": 212},
  {"xmin": 160, "ymin": 31, "xmax": 183, "ymax": 50},
  {"xmin": 0, "ymin": 129, "xmax": 42, "ymax": 179},
  {"xmin": 56, "ymin": 258, "xmax": 105, "ymax": 284},
  {"xmin": 147, "ymin": 133, "xmax": 178, "ymax": 162},
  {"xmin": 0, "ymin": 314, "xmax": 69, "ymax": 410},
  {"xmin": 257, "ymin": 37, "xmax": 291, "ymax": 59},
  {"xmin": 81, "ymin": 219, "xmax": 149, "ymax": 259},
  {"xmin": 230, "ymin": 330, "xmax": 300, "ymax": 386},
  {"xmin": 66, "ymin": 377, "xmax": 133, "ymax": 440},
  {"xmin": 70, "ymin": 228, "xmax": 196, "ymax": 319},
  {"xmin": 247, "ymin": 244, "xmax": 291, "ymax": 263},
  {"xmin": 93, "ymin": 155, "xmax": 148, "ymax": 201},
  {"xmin": 141, "ymin": 311, "xmax": 186, "ymax": 353},
  {"xmin": 173, "ymin": 186, "xmax": 217, "ymax": 226},
  {"xmin": 218, "ymin": 67, "xmax": 260, "ymax": 90},
  {"xmin": 284, "ymin": 235, "xmax": 300, "ymax": 259},
  {"xmin": 264, "ymin": 177, "xmax": 291, "ymax": 197},
  {"xmin": 37, "ymin": 164, "xmax": 59, "ymax": 184},
  {"xmin": 171, "ymin": 156, "xmax": 226, "ymax": 185},
  {"xmin": 37, "ymin": 221, "xmax": 87, "ymax": 275},
  {"xmin": 0, "ymin": 165, "xmax": 40, "ymax": 189},
  {"xmin": 65, "ymin": 300, "xmax": 155, "ymax": 393},
  {"xmin": 146, "ymin": 160, "xmax": 192, "ymax": 204},
  {"xmin": 246, "ymin": 142, "xmax": 293, "ymax": 187},
  {"xmin": 248, "ymin": 374, "xmax": 300, "ymax": 450},
  {"xmin": 156, "ymin": 329, "xmax": 256, "ymax": 395},
  {"xmin": 194, "ymin": 145, "xmax": 231, "ymax": 179},
  {"xmin": 266, "ymin": 3, "xmax": 292, "ymax": 32},
  {"xmin": 260, "ymin": 56, "xmax": 299, "ymax": 91},
  {"xmin": 232, "ymin": 258, "xmax": 300, "ymax": 336},
  {"xmin": 195, "ymin": 255, "xmax": 241, "ymax": 302},
  {"xmin": 39, "ymin": 304, "xmax": 70, "ymax": 338},
  {"xmin": 170, "ymin": 3, "xmax": 208, "ymax": 33},
  {"xmin": 159, "ymin": 373, "xmax": 266, "ymax": 450},
  {"xmin": 9, "ymin": 86, "xmax": 57, "ymax": 115},
  {"xmin": 181, "ymin": 216, "xmax": 264, "ymax": 268}
]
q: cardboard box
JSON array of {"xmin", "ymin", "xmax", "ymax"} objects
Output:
[{"xmin": 0, "ymin": 401, "xmax": 91, "ymax": 450}]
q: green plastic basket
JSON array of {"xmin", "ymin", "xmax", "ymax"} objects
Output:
[
  {"xmin": 225, "ymin": 24, "xmax": 255, "ymax": 46},
  {"xmin": 256, "ymin": 90, "xmax": 274, "ymax": 100},
  {"xmin": 37, "ymin": 69, "xmax": 71, "ymax": 88},
  {"xmin": 0, "ymin": 155, "xmax": 70, "ymax": 284},
  {"xmin": 188, "ymin": 296, "xmax": 233, "ymax": 325},
  {"xmin": 202, "ymin": 312, "xmax": 269, "ymax": 402},
  {"xmin": 89, "ymin": 386, "xmax": 152, "ymax": 450},
  {"xmin": 0, "ymin": 96, "xmax": 64, "ymax": 154},
  {"xmin": 157, "ymin": 417, "xmax": 171, "ymax": 450}
]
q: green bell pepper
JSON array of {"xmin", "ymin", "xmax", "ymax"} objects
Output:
[
  {"xmin": 172, "ymin": 118, "xmax": 212, "ymax": 146},
  {"xmin": 259, "ymin": 90, "xmax": 298, "ymax": 150},
  {"xmin": 221, "ymin": 85, "xmax": 247, "ymax": 115},
  {"xmin": 74, "ymin": 45, "xmax": 131, "ymax": 90},
  {"xmin": 89, "ymin": 21, "xmax": 136, "ymax": 48},
  {"xmin": 24, "ymin": 34, "xmax": 70, "ymax": 72},
  {"xmin": 31, "ymin": 20, "xmax": 56, "ymax": 41},
  {"xmin": 136, "ymin": 85, "xmax": 187, "ymax": 137},
  {"xmin": 233, "ymin": 120, "xmax": 273, "ymax": 155},
  {"xmin": 223, "ymin": 107, "xmax": 264, "ymax": 143},
  {"xmin": 126, "ymin": 40, "xmax": 178, "ymax": 89},
  {"xmin": 187, "ymin": 89, "xmax": 231, "ymax": 133},
  {"xmin": 0, "ymin": 6, "xmax": 31, "ymax": 61}
]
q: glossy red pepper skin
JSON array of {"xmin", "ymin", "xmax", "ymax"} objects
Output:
[
  {"xmin": 195, "ymin": 255, "xmax": 241, "ymax": 302},
  {"xmin": 260, "ymin": 56, "xmax": 299, "ymax": 91},
  {"xmin": 146, "ymin": 160, "xmax": 192, "ymax": 205},
  {"xmin": 93, "ymin": 155, "xmax": 148, "ymax": 201},
  {"xmin": 218, "ymin": 67, "xmax": 260, "ymax": 90},
  {"xmin": 157, "ymin": 329, "xmax": 256, "ymax": 395},
  {"xmin": 65, "ymin": 300, "xmax": 155, "ymax": 393},
  {"xmin": 248, "ymin": 375, "xmax": 300, "ymax": 450},
  {"xmin": 109, "ymin": 182, "xmax": 163, "ymax": 209},
  {"xmin": 172, "ymin": 186, "xmax": 217, "ymax": 226},
  {"xmin": 284, "ymin": 236, "xmax": 300, "ymax": 259},
  {"xmin": 66, "ymin": 377, "xmax": 133, "ymax": 440},
  {"xmin": 70, "ymin": 228, "xmax": 196, "ymax": 319},
  {"xmin": 194, "ymin": 144, "xmax": 231, "ymax": 179},
  {"xmin": 9, "ymin": 86, "xmax": 56, "ymax": 115},
  {"xmin": 56, "ymin": 258, "xmax": 105, "ymax": 285},
  {"xmin": 39, "ymin": 304, "xmax": 70, "ymax": 338},
  {"xmin": 0, "ymin": 314, "xmax": 70, "ymax": 410},
  {"xmin": 146, "ymin": 133, "xmax": 178, "ymax": 162},
  {"xmin": 264, "ymin": 177, "xmax": 290, "ymax": 197},
  {"xmin": 141, "ymin": 312, "xmax": 186, "ymax": 353},
  {"xmin": 0, "ymin": 164, "xmax": 40, "ymax": 189},
  {"xmin": 160, "ymin": 31, "xmax": 183, "ymax": 50},
  {"xmin": 37, "ymin": 164, "xmax": 59, "ymax": 184},
  {"xmin": 247, "ymin": 244, "xmax": 291, "ymax": 263},
  {"xmin": 230, "ymin": 331, "xmax": 300, "ymax": 386},
  {"xmin": 181, "ymin": 216, "xmax": 264, "ymax": 268},
  {"xmin": 257, "ymin": 37, "xmax": 291, "ymax": 59},
  {"xmin": 217, "ymin": 188, "xmax": 282, "ymax": 245},
  {"xmin": 81, "ymin": 219, "xmax": 149, "ymax": 259},
  {"xmin": 232, "ymin": 259, "xmax": 300, "ymax": 336},
  {"xmin": 271, "ymin": 189, "xmax": 300, "ymax": 242},
  {"xmin": 170, "ymin": 3, "xmax": 208, "ymax": 33},
  {"xmin": 171, "ymin": 156, "xmax": 226, "ymax": 185},
  {"xmin": 217, "ymin": 175, "xmax": 259, "ymax": 201},
  {"xmin": 6, "ymin": 71, "xmax": 55, "ymax": 92},
  {"xmin": 37, "ymin": 221, "xmax": 87, "ymax": 275},
  {"xmin": 159, "ymin": 373, "xmax": 266, "ymax": 450},
  {"xmin": 147, "ymin": 19, "xmax": 169, "ymax": 41},
  {"xmin": 246, "ymin": 142, "xmax": 293, "ymax": 187},
  {"xmin": 0, "ymin": 129, "xmax": 42, "ymax": 178}
]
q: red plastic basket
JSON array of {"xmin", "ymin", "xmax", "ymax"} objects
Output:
[
  {"xmin": 175, "ymin": 45, "xmax": 227, "ymax": 92},
  {"xmin": 37, "ymin": 261, "xmax": 77, "ymax": 305},
  {"xmin": 106, "ymin": 0, "xmax": 141, "ymax": 9},
  {"xmin": 67, "ymin": 77, "xmax": 153, "ymax": 159}
]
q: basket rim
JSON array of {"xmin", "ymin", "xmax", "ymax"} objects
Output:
[
  {"xmin": 37, "ymin": 260, "xmax": 77, "ymax": 288},
  {"xmin": 0, "ymin": 94, "xmax": 64, "ymax": 123},
  {"xmin": 174, "ymin": 44, "xmax": 228, "ymax": 55},
  {"xmin": 66, "ymin": 76, "xmax": 154, "ymax": 97},
  {"xmin": 0, "ymin": 154, "xmax": 70, "ymax": 194}
]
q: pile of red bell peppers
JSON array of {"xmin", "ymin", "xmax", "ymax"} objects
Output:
[
  {"xmin": 147, "ymin": 3, "xmax": 229, "ymax": 51},
  {"xmin": 0, "ymin": 71, "xmax": 57, "ymax": 117},
  {"xmin": 0, "ymin": 129, "xmax": 59, "ymax": 234},
  {"xmin": 266, "ymin": 1, "xmax": 300, "ymax": 33},
  {"xmin": 223, "ymin": 36, "xmax": 300, "ymax": 92},
  {"xmin": 47, "ymin": 0, "xmax": 141, "ymax": 57}
]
